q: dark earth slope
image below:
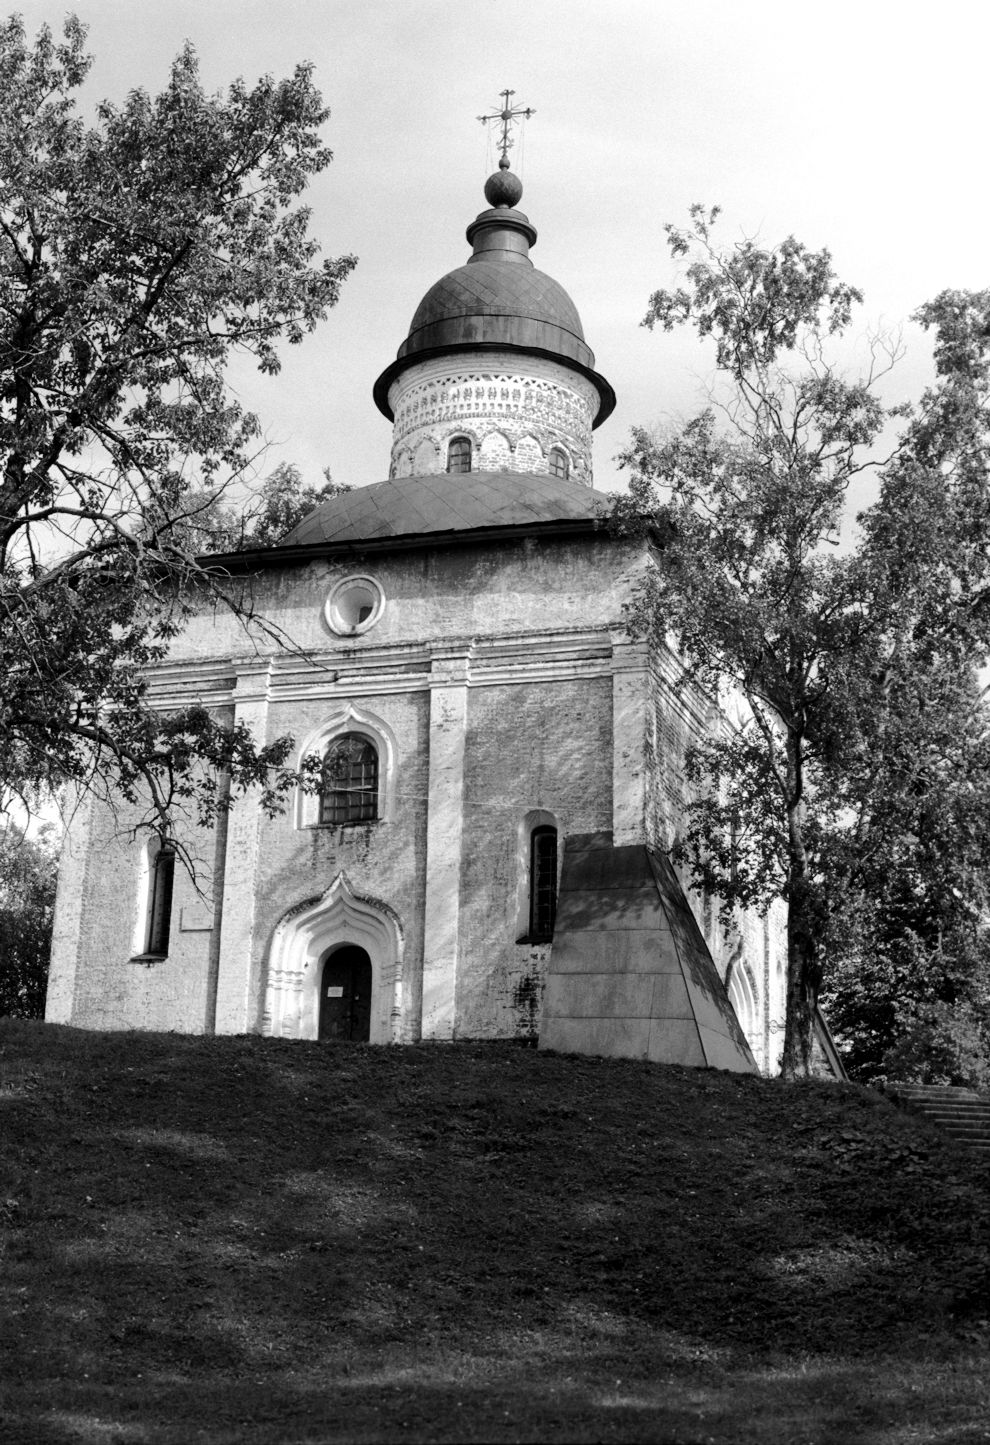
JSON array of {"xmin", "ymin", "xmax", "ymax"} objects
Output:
[{"xmin": 1, "ymin": 1023, "xmax": 988, "ymax": 1444}]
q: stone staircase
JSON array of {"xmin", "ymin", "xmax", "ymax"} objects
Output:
[{"xmin": 887, "ymin": 1085, "xmax": 990, "ymax": 1160}]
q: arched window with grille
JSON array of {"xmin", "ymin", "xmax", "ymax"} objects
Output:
[
  {"xmin": 529, "ymin": 826, "xmax": 558, "ymax": 941},
  {"xmin": 548, "ymin": 447, "xmax": 569, "ymax": 480},
  {"xmin": 145, "ymin": 845, "xmax": 175, "ymax": 957},
  {"xmin": 446, "ymin": 436, "xmax": 472, "ymax": 474},
  {"xmin": 320, "ymin": 734, "xmax": 379, "ymax": 826}
]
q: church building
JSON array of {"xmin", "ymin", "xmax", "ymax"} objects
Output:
[{"xmin": 46, "ymin": 151, "xmax": 788, "ymax": 1075}]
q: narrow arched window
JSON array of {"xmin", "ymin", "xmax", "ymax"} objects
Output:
[
  {"xmin": 548, "ymin": 447, "xmax": 569, "ymax": 480},
  {"xmin": 320, "ymin": 734, "xmax": 379, "ymax": 826},
  {"xmin": 447, "ymin": 436, "xmax": 472, "ymax": 474},
  {"xmin": 529, "ymin": 826, "xmax": 558, "ymax": 941},
  {"xmin": 146, "ymin": 846, "xmax": 175, "ymax": 956}
]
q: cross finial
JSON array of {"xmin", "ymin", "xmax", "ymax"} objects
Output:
[{"xmin": 478, "ymin": 89, "xmax": 535, "ymax": 169}]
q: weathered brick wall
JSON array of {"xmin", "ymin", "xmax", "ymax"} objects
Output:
[
  {"xmin": 49, "ymin": 781, "xmax": 227, "ymax": 1034},
  {"xmin": 52, "ymin": 530, "xmax": 643, "ymax": 1040},
  {"xmin": 457, "ymin": 677, "xmax": 614, "ymax": 1039},
  {"xmin": 170, "ymin": 532, "xmax": 646, "ymax": 664},
  {"xmin": 248, "ymin": 690, "xmax": 430, "ymax": 1038}
]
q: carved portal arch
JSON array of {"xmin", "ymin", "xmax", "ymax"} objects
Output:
[
  {"xmin": 263, "ymin": 872, "xmax": 404, "ymax": 1043},
  {"xmin": 727, "ymin": 961, "xmax": 761, "ymax": 1067}
]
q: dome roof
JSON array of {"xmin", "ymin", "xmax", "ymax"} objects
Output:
[
  {"xmin": 373, "ymin": 171, "xmax": 615, "ymax": 427},
  {"xmin": 397, "ymin": 258, "xmax": 593, "ymax": 369},
  {"xmin": 282, "ymin": 470, "xmax": 609, "ymax": 550}
]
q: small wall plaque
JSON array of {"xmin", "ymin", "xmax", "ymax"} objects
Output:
[
  {"xmin": 180, "ymin": 904, "xmax": 214, "ymax": 933},
  {"xmin": 327, "ymin": 986, "xmax": 344, "ymax": 998}
]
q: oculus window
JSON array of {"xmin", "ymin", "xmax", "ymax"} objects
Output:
[{"xmin": 325, "ymin": 575, "xmax": 384, "ymax": 636}]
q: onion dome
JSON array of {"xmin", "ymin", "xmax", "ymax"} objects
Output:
[{"xmin": 373, "ymin": 169, "xmax": 615, "ymax": 427}]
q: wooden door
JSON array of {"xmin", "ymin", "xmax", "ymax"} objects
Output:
[{"xmin": 318, "ymin": 946, "xmax": 372, "ymax": 1042}]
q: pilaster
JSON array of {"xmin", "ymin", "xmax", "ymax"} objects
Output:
[
  {"xmin": 213, "ymin": 663, "xmax": 271, "ymax": 1034},
  {"xmin": 611, "ymin": 636, "xmax": 649, "ymax": 847},
  {"xmin": 44, "ymin": 791, "xmax": 93, "ymax": 1023},
  {"xmin": 420, "ymin": 648, "xmax": 471, "ymax": 1038}
]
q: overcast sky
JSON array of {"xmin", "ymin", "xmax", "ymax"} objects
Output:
[{"xmin": 14, "ymin": 0, "xmax": 990, "ymax": 497}]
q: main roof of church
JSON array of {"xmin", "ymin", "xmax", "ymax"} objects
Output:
[{"xmin": 282, "ymin": 470, "xmax": 609, "ymax": 549}]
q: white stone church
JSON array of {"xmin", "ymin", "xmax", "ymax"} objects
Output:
[{"xmin": 46, "ymin": 158, "xmax": 796, "ymax": 1075}]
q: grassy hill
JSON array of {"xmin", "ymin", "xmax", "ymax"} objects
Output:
[{"xmin": 1, "ymin": 1021, "xmax": 988, "ymax": 1445}]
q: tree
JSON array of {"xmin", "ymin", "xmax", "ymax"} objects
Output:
[
  {"xmin": 619, "ymin": 208, "xmax": 990, "ymax": 1078},
  {"xmin": 183, "ymin": 461, "xmax": 350, "ymax": 554},
  {"xmin": 0, "ymin": 15, "xmax": 355, "ymax": 834},
  {"xmin": 0, "ymin": 821, "xmax": 57, "ymax": 1016},
  {"xmin": 818, "ymin": 290, "xmax": 990, "ymax": 1085}
]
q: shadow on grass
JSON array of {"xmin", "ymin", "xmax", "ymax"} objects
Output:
[
  {"xmin": 15, "ymin": 1350, "xmax": 990, "ymax": 1445},
  {"xmin": 1, "ymin": 1022, "xmax": 988, "ymax": 1444}
]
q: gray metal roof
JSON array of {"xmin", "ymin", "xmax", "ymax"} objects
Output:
[
  {"xmin": 372, "ymin": 183, "xmax": 616, "ymax": 428},
  {"xmin": 398, "ymin": 260, "xmax": 592, "ymax": 369},
  {"xmin": 282, "ymin": 470, "xmax": 611, "ymax": 549}
]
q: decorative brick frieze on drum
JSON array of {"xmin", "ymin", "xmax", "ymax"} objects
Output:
[{"xmin": 387, "ymin": 352, "xmax": 596, "ymax": 484}]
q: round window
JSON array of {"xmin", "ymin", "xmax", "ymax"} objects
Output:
[{"xmin": 325, "ymin": 575, "xmax": 385, "ymax": 636}]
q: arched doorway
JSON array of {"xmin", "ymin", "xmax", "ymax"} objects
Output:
[
  {"xmin": 319, "ymin": 944, "xmax": 372, "ymax": 1042},
  {"xmin": 263, "ymin": 872, "xmax": 403, "ymax": 1043}
]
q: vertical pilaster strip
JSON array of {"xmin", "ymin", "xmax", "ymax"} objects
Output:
[
  {"xmin": 611, "ymin": 636, "xmax": 649, "ymax": 848},
  {"xmin": 203, "ymin": 771, "xmax": 231, "ymax": 1034},
  {"xmin": 45, "ymin": 790, "xmax": 93, "ymax": 1023},
  {"xmin": 213, "ymin": 663, "xmax": 271, "ymax": 1034},
  {"xmin": 420, "ymin": 650, "xmax": 470, "ymax": 1039}
]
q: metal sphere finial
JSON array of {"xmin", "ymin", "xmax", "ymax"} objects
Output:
[{"xmin": 484, "ymin": 168, "xmax": 523, "ymax": 208}]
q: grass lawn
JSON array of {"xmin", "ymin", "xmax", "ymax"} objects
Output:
[{"xmin": 1, "ymin": 1020, "xmax": 988, "ymax": 1444}]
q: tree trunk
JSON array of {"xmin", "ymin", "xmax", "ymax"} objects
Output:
[
  {"xmin": 779, "ymin": 735, "xmax": 821, "ymax": 1079},
  {"xmin": 780, "ymin": 867, "xmax": 819, "ymax": 1078}
]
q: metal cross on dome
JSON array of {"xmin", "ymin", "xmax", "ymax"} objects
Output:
[{"xmin": 477, "ymin": 89, "xmax": 535, "ymax": 166}]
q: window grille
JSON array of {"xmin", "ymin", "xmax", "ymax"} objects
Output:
[
  {"xmin": 548, "ymin": 448, "xmax": 569, "ymax": 480},
  {"xmin": 447, "ymin": 436, "xmax": 472, "ymax": 474},
  {"xmin": 320, "ymin": 734, "xmax": 379, "ymax": 825},
  {"xmin": 146, "ymin": 846, "xmax": 175, "ymax": 956},
  {"xmin": 529, "ymin": 826, "xmax": 558, "ymax": 940}
]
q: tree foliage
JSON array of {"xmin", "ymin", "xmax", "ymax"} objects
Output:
[
  {"xmin": 182, "ymin": 461, "xmax": 350, "ymax": 555},
  {"xmin": 0, "ymin": 821, "xmax": 57, "ymax": 1016},
  {"xmin": 820, "ymin": 290, "xmax": 990, "ymax": 1085},
  {"xmin": 0, "ymin": 15, "xmax": 355, "ymax": 833},
  {"xmin": 621, "ymin": 206, "xmax": 990, "ymax": 1079}
]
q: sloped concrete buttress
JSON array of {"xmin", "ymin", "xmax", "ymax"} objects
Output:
[{"xmin": 539, "ymin": 832, "xmax": 758, "ymax": 1073}]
